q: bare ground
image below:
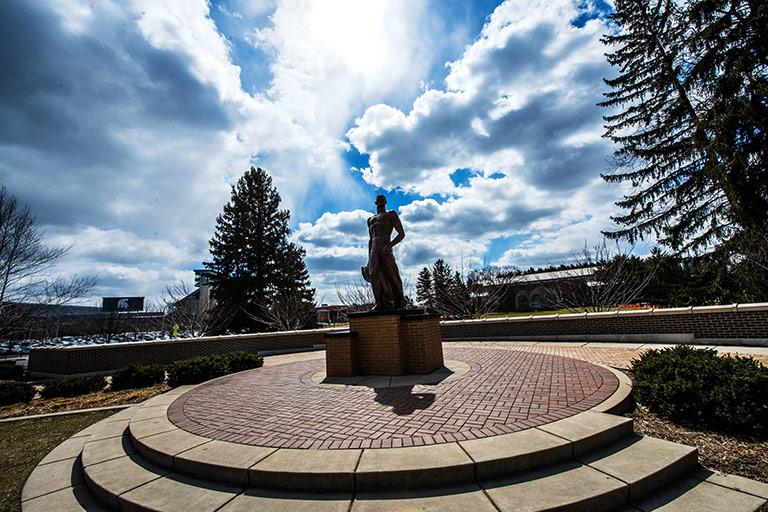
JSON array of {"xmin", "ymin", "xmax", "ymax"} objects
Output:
[
  {"xmin": 0, "ymin": 383, "xmax": 169, "ymax": 419},
  {"xmin": 628, "ymin": 403, "xmax": 768, "ymax": 484}
]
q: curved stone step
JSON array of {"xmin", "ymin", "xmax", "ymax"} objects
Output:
[
  {"xmin": 80, "ymin": 426, "xmax": 764, "ymax": 512},
  {"xmin": 628, "ymin": 469, "xmax": 768, "ymax": 512},
  {"xmin": 577, "ymin": 435, "xmax": 698, "ymax": 502},
  {"xmin": 20, "ymin": 406, "xmax": 137, "ymax": 512},
  {"xmin": 479, "ymin": 435, "xmax": 698, "ymax": 511},
  {"xmin": 23, "ymin": 398, "xmax": 768, "ymax": 512},
  {"xmin": 128, "ymin": 391, "xmax": 634, "ymax": 492}
]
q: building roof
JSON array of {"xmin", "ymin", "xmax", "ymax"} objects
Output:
[{"xmin": 477, "ymin": 266, "xmax": 597, "ymax": 286}]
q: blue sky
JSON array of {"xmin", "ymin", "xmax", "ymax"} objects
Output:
[{"xmin": 0, "ymin": 0, "xmax": 633, "ymax": 306}]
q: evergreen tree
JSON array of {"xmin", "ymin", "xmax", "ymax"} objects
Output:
[
  {"xmin": 415, "ymin": 267, "xmax": 433, "ymax": 307},
  {"xmin": 600, "ymin": 0, "xmax": 768, "ymax": 256},
  {"xmin": 205, "ymin": 167, "xmax": 314, "ymax": 333},
  {"xmin": 430, "ymin": 259, "xmax": 453, "ymax": 310}
]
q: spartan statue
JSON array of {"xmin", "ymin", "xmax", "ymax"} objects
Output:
[{"xmin": 362, "ymin": 194, "xmax": 407, "ymax": 310}]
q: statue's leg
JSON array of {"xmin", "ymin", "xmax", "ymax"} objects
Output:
[
  {"xmin": 382, "ymin": 252, "xmax": 406, "ymax": 309},
  {"xmin": 369, "ymin": 250, "xmax": 393, "ymax": 309}
]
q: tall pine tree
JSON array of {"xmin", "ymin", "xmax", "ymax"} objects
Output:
[
  {"xmin": 600, "ymin": 0, "xmax": 767, "ymax": 257},
  {"xmin": 205, "ymin": 167, "xmax": 314, "ymax": 333},
  {"xmin": 415, "ymin": 267, "xmax": 433, "ymax": 307}
]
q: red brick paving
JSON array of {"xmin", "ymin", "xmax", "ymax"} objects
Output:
[{"xmin": 167, "ymin": 346, "xmax": 618, "ymax": 449}]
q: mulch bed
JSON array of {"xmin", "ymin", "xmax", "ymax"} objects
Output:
[
  {"xmin": 628, "ymin": 403, "xmax": 767, "ymax": 484},
  {"xmin": 0, "ymin": 383, "xmax": 169, "ymax": 419}
]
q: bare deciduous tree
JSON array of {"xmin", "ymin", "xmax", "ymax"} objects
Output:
[
  {"xmin": 88, "ymin": 310, "xmax": 129, "ymax": 343},
  {"xmin": 0, "ymin": 186, "xmax": 97, "ymax": 339},
  {"xmin": 335, "ymin": 277, "xmax": 375, "ymax": 316},
  {"xmin": 542, "ymin": 240, "xmax": 655, "ymax": 313},
  {"xmin": 416, "ymin": 260, "xmax": 507, "ymax": 319},
  {"xmin": 245, "ymin": 288, "xmax": 317, "ymax": 332},
  {"xmin": 163, "ymin": 282, "xmax": 233, "ymax": 337}
]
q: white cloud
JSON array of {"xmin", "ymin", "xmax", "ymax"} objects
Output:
[
  {"xmin": 256, "ymin": 0, "xmax": 433, "ymax": 134},
  {"xmin": 134, "ymin": 0, "xmax": 243, "ymax": 103},
  {"xmin": 1, "ymin": 0, "xmax": 444, "ymax": 303},
  {"xmin": 54, "ymin": 227, "xmax": 188, "ymax": 265},
  {"xmin": 298, "ymin": 0, "xmax": 623, "ymax": 298},
  {"xmin": 1, "ymin": 0, "xmax": 626, "ymax": 306},
  {"xmin": 346, "ymin": 0, "xmax": 615, "ymax": 198}
]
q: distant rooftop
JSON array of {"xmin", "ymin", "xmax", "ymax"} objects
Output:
[{"xmin": 477, "ymin": 266, "xmax": 597, "ymax": 286}]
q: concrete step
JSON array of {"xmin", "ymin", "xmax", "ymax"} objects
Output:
[
  {"xmin": 128, "ymin": 391, "xmax": 634, "ymax": 492},
  {"xmin": 22, "ymin": 382, "xmax": 768, "ymax": 512},
  {"xmin": 626, "ymin": 467, "xmax": 768, "ymax": 511},
  {"xmin": 20, "ymin": 406, "xmax": 136, "ymax": 512},
  {"xmin": 23, "ymin": 407, "xmax": 768, "ymax": 512},
  {"xmin": 479, "ymin": 435, "xmax": 698, "ymax": 511},
  {"xmin": 82, "ymin": 409, "xmax": 712, "ymax": 511},
  {"xmin": 577, "ymin": 434, "xmax": 699, "ymax": 502}
]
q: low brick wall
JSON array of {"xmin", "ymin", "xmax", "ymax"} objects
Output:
[
  {"xmin": 27, "ymin": 328, "xmax": 342, "ymax": 378},
  {"xmin": 441, "ymin": 303, "xmax": 768, "ymax": 345},
  {"xmin": 27, "ymin": 303, "xmax": 768, "ymax": 377}
]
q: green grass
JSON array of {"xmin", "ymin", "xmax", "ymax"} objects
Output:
[{"xmin": 0, "ymin": 410, "xmax": 116, "ymax": 512}]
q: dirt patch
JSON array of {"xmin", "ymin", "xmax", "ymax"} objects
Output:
[
  {"xmin": 0, "ymin": 383, "xmax": 169, "ymax": 419},
  {"xmin": 628, "ymin": 403, "xmax": 768, "ymax": 484}
]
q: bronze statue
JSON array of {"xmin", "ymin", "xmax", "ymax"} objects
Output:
[{"xmin": 362, "ymin": 194, "xmax": 407, "ymax": 310}]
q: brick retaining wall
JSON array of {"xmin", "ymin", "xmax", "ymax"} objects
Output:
[
  {"xmin": 27, "ymin": 303, "xmax": 768, "ymax": 377},
  {"xmin": 441, "ymin": 303, "xmax": 768, "ymax": 344},
  {"xmin": 27, "ymin": 328, "xmax": 339, "ymax": 377}
]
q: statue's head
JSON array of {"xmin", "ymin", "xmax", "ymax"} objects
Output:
[{"xmin": 375, "ymin": 194, "xmax": 387, "ymax": 206}]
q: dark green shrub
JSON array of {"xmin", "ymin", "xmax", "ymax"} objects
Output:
[
  {"xmin": 166, "ymin": 351, "xmax": 263, "ymax": 387},
  {"xmin": 40, "ymin": 375, "xmax": 107, "ymax": 399},
  {"xmin": 632, "ymin": 345, "xmax": 768, "ymax": 435},
  {"xmin": 166, "ymin": 355, "xmax": 227, "ymax": 387},
  {"xmin": 0, "ymin": 380, "xmax": 36, "ymax": 405},
  {"xmin": 221, "ymin": 351, "xmax": 263, "ymax": 373},
  {"xmin": 110, "ymin": 363, "xmax": 166, "ymax": 391},
  {"xmin": 0, "ymin": 362, "xmax": 24, "ymax": 380}
]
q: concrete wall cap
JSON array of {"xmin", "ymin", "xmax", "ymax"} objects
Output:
[
  {"xmin": 616, "ymin": 308, "xmax": 653, "ymax": 317},
  {"xmin": 557, "ymin": 312, "xmax": 589, "ymax": 320},
  {"xmin": 585, "ymin": 311, "xmax": 618, "ymax": 319},
  {"xmin": 735, "ymin": 302, "xmax": 768, "ymax": 312},
  {"xmin": 691, "ymin": 304, "xmax": 739, "ymax": 314},
  {"xmin": 504, "ymin": 315, "xmax": 530, "ymax": 322},
  {"xmin": 651, "ymin": 306, "xmax": 694, "ymax": 316}
]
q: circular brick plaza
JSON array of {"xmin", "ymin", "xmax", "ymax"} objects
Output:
[{"xmin": 167, "ymin": 346, "xmax": 619, "ymax": 450}]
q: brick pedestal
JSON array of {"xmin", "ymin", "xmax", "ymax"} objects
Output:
[
  {"xmin": 325, "ymin": 309, "xmax": 444, "ymax": 377},
  {"xmin": 324, "ymin": 331, "xmax": 358, "ymax": 377}
]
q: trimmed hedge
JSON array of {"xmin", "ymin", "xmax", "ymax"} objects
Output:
[
  {"xmin": 110, "ymin": 363, "xmax": 166, "ymax": 391},
  {"xmin": 221, "ymin": 351, "xmax": 264, "ymax": 374},
  {"xmin": 167, "ymin": 351, "xmax": 263, "ymax": 388},
  {"xmin": 0, "ymin": 381, "xmax": 36, "ymax": 406},
  {"xmin": 0, "ymin": 362, "xmax": 24, "ymax": 380},
  {"xmin": 632, "ymin": 345, "xmax": 768, "ymax": 435},
  {"xmin": 40, "ymin": 375, "xmax": 107, "ymax": 399}
]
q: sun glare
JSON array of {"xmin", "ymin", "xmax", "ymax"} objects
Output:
[{"xmin": 307, "ymin": 0, "xmax": 391, "ymax": 74}]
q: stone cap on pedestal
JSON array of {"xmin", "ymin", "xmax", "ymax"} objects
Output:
[{"xmin": 348, "ymin": 308, "xmax": 440, "ymax": 320}]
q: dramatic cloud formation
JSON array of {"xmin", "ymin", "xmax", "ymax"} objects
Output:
[
  {"xmin": 298, "ymin": 0, "xmax": 623, "ymax": 290},
  {"xmin": 1, "ymin": 0, "xmax": 627, "ymax": 306}
]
